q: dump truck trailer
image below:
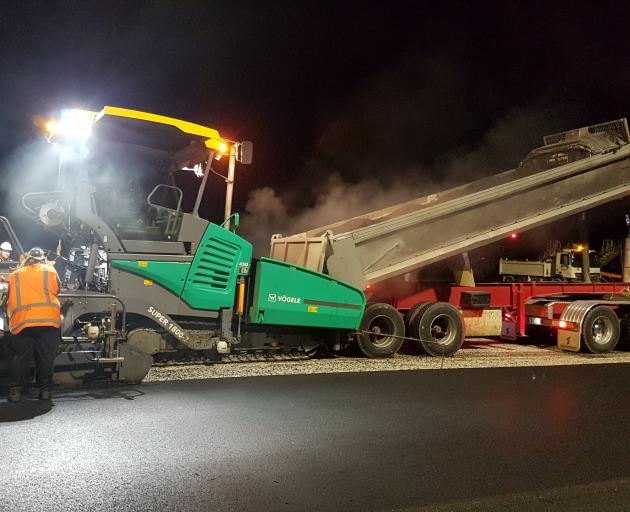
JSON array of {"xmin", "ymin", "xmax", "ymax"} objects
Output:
[{"xmin": 270, "ymin": 118, "xmax": 630, "ymax": 355}]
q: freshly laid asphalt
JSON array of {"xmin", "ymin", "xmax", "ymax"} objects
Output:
[{"xmin": 2, "ymin": 364, "xmax": 630, "ymax": 511}]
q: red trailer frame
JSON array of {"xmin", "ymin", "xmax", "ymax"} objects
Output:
[{"xmin": 367, "ymin": 281, "xmax": 629, "ymax": 338}]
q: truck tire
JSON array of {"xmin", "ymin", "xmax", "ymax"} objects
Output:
[
  {"xmin": 411, "ymin": 302, "xmax": 464, "ymax": 357},
  {"xmin": 404, "ymin": 301, "xmax": 432, "ymax": 332},
  {"xmin": 403, "ymin": 301, "xmax": 433, "ymax": 353},
  {"xmin": 618, "ymin": 313, "xmax": 630, "ymax": 351},
  {"xmin": 581, "ymin": 306, "xmax": 620, "ymax": 353},
  {"xmin": 357, "ymin": 303, "xmax": 405, "ymax": 358}
]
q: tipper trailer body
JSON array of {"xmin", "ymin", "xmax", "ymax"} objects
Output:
[{"xmin": 271, "ymin": 119, "xmax": 630, "ymax": 355}]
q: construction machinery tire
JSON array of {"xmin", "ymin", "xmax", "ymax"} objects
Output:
[
  {"xmin": 581, "ymin": 306, "xmax": 620, "ymax": 354},
  {"xmin": 357, "ymin": 303, "xmax": 405, "ymax": 358},
  {"xmin": 411, "ymin": 302, "xmax": 464, "ymax": 357}
]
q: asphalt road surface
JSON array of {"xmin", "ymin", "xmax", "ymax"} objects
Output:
[{"xmin": 2, "ymin": 364, "xmax": 630, "ymax": 511}]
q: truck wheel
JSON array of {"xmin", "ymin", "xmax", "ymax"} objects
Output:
[
  {"xmin": 404, "ymin": 302, "xmax": 432, "ymax": 332},
  {"xmin": 581, "ymin": 306, "xmax": 620, "ymax": 353},
  {"xmin": 357, "ymin": 303, "xmax": 405, "ymax": 358},
  {"xmin": 411, "ymin": 302, "xmax": 464, "ymax": 357},
  {"xmin": 403, "ymin": 301, "xmax": 433, "ymax": 353},
  {"xmin": 617, "ymin": 313, "xmax": 630, "ymax": 351}
]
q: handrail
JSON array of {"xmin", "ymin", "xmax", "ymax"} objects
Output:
[
  {"xmin": 147, "ymin": 184, "xmax": 183, "ymax": 213},
  {"xmin": 221, "ymin": 212, "xmax": 240, "ymax": 232}
]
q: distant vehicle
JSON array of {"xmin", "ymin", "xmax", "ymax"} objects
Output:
[{"xmin": 499, "ymin": 249, "xmax": 601, "ymax": 282}]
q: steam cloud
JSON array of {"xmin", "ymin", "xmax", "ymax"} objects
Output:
[
  {"xmin": 240, "ymin": 101, "xmax": 579, "ymax": 256},
  {"xmin": 0, "ymin": 140, "xmax": 61, "ymax": 250},
  {"xmin": 237, "ymin": 49, "xmax": 585, "ymax": 257},
  {"xmin": 0, "ymin": 140, "xmax": 163, "ymax": 252},
  {"xmin": 0, "ymin": 49, "xmax": 585, "ymax": 264},
  {"xmin": 240, "ymin": 174, "xmax": 427, "ymax": 253}
]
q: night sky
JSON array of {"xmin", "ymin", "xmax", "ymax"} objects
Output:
[{"xmin": 2, "ymin": 1, "xmax": 630, "ymax": 253}]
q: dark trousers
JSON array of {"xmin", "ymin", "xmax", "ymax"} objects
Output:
[{"xmin": 10, "ymin": 327, "xmax": 61, "ymax": 389}]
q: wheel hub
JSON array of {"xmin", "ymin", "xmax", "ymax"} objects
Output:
[
  {"xmin": 591, "ymin": 316, "xmax": 613, "ymax": 345},
  {"xmin": 430, "ymin": 315, "xmax": 456, "ymax": 345},
  {"xmin": 368, "ymin": 315, "xmax": 395, "ymax": 347}
]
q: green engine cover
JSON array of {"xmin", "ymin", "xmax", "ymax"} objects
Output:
[
  {"xmin": 111, "ymin": 223, "xmax": 252, "ymax": 311},
  {"xmin": 181, "ymin": 223, "xmax": 252, "ymax": 310},
  {"xmin": 250, "ymin": 258, "xmax": 365, "ymax": 330}
]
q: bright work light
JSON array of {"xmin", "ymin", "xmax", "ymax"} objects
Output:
[{"xmin": 48, "ymin": 109, "xmax": 95, "ymax": 140}]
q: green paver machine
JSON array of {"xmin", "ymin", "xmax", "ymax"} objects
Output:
[{"xmin": 3, "ymin": 107, "xmax": 402, "ymax": 384}]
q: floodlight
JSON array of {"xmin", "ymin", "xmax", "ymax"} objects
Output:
[{"xmin": 48, "ymin": 109, "xmax": 95, "ymax": 140}]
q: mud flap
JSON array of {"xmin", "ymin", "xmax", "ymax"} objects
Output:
[
  {"xmin": 558, "ymin": 328, "xmax": 580, "ymax": 351},
  {"xmin": 118, "ymin": 343, "xmax": 154, "ymax": 383}
]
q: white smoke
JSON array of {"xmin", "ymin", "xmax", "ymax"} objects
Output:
[
  {"xmin": 0, "ymin": 140, "xmax": 61, "ymax": 250},
  {"xmin": 240, "ymin": 101, "xmax": 580, "ymax": 256},
  {"xmin": 240, "ymin": 173, "xmax": 435, "ymax": 255}
]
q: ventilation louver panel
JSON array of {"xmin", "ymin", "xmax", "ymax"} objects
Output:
[{"xmin": 190, "ymin": 238, "xmax": 239, "ymax": 289}]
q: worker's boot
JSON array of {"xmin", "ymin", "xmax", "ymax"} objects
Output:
[
  {"xmin": 8, "ymin": 387, "xmax": 22, "ymax": 403},
  {"xmin": 38, "ymin": 388, "xmax": 52, "ymax": 401}
]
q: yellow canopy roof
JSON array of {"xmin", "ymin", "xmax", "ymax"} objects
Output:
[{"xmin": 96, "ymin": 106, "xmax": 228, "ymax": 152}]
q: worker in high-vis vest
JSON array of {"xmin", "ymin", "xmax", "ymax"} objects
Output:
[{"xmin": 6, "ymin": 247, "xmax": 61, "ymax": 402}]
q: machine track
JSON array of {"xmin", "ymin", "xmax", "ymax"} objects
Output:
[{"xmin": 152, "ymin": 351, "xmax": 314, "ymax": 367}]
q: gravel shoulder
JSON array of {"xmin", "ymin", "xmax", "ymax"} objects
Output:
[{"xmin": 145, "ymin": 339, "xmax": 630, "ymax": 382}]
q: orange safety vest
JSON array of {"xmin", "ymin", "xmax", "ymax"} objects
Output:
[{"xmin": 7, "ymin": 263, "xmax": 61, "ymax": 334}]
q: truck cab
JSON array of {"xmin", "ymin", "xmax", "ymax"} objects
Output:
[
  {"xmin": 554, "ymin": 249, "xmax": 601, "ymax": 281},
  {"xmin": 499, "ymin": 248, "xmax": 600, "ymax": 282}
]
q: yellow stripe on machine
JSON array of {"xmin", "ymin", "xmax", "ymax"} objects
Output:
[{"xmin": 97, "ymin": 106, "xmax": 231, "ymax": 152}]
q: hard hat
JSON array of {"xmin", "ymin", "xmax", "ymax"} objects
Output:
[
  {"xmin": 0, "ymin": 242, "xmax": 12, "ymax": 251},
  {"xmin": 28, "ymin": 247, "xmax": 46, "ymax": 261}
]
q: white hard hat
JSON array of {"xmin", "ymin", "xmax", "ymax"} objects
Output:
[
  {"xmin": 0, "ymin": 242, "xmax": 12, "ymax": 251},
  {"xmin": 28, "ymin": 247, "xmax": 46, "ymax": 261}
]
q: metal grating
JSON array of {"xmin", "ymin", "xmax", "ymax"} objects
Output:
[
  {"xmin": 190, "ymin": 238, "xmax": 238, "ymax": 289},
  {"xmin": 544, "ymin": 128, "xmax": 581, "ymax": 145},
  {"xmin": 587, "ymin": 118, "xmax": 630, "ymax": 143},
  {"xmin": 543, "ymin": 118, "xmax": 630, "ymax": 145}
]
